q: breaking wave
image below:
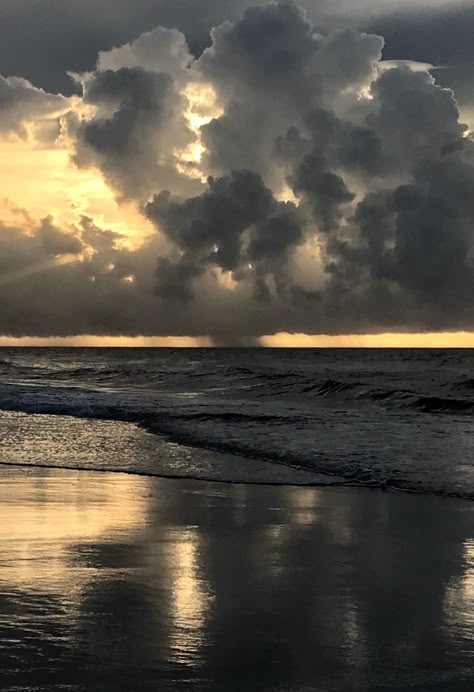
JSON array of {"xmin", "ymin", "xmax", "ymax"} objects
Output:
[{"xmin": 0, "ymin": 347, "xmax": 472, "ymax": 499}]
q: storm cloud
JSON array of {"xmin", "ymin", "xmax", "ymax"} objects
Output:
[
  {"xmin": 146, "ymin": 170, "xmax": 304, "ymax": 303},
  {"xmin": 73, "ymin": 55, "xmax": 196, "ymax": 201},
  {"xmin": 0, "ymin": 0, "xmax": 473, "ymax": 341}
]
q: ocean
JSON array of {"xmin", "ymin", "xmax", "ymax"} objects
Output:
[
  {"xmin": 1, "ymin": 347, "xmax": 474, "ymax": 691},
  {"xmin": 0, "ymin": 348, "xmax": 472, "ymax": 499}
]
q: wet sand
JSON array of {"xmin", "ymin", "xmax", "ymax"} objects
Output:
[{"xmin": 0, "ymin": 467, "xmax": 473, "ymax": 691}]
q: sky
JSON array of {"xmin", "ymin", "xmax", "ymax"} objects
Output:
[{"xmin": 0, "ymin": 0, "xmax": 473, "ymax": 346}]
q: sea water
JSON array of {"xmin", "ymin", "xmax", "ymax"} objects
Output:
[{"xmin": 0, "ymin": 348, "xmax": 472, "ymax": 498}]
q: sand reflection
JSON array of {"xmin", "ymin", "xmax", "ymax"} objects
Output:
[
  {"xmin": 166, "ymin": 528, "xmax": 211, "ymax": 665},
  {"xmin": 0, "ymin": 467, "xmax": 212, "ymax": 670},
  {"xmin": 444, "ymin": 538, "xmax": 474, "ymax": 640},
  {"xmin": 285, "ymin": 486, "xmax": 321, "ymax": 526},
  {"xmin": 0, "ymin": 470, "xmax": 147, "ymax": 591},
  {"xmin": 1, "ymin": 468, "xmax": 474, "ymax": 691}
]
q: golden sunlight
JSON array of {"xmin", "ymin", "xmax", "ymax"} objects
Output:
[
  {"xmin": 0, "ymin": 336, "xmax": 214, "ymax": 347},
  {"xmin": 0, "ymin": 471, "xmax": 146, "ymax": 591},
  {"xmin": 0, "ymin": 333, "xmax": 472, "ymax": 347},
  {"xmin": 0, "ymin": 136, "xmax": 154, "ymax": 247},
  {"xmin": 178, "ymin": 82, "xmax": 223, "ymax": 179},
  {"xmin": 259, "ymin": 332, "xmax": 474, "ymax": 348},
  {"xmin": 167, "ymin": 529, "xmax": 210, "ymax": 664}
]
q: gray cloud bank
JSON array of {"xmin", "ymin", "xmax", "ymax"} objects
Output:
[
  {"xmin": 0, "ymin": 1, "xmax": 472, "ymax": 101},
  {"xmin": 0, "ymin": 0, "xmax": 473, "ymax": 340}
]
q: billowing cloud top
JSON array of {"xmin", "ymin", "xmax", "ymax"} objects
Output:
[{"xmin": 0, "ymin": 0, "xmax": 473, "ymax": 341}]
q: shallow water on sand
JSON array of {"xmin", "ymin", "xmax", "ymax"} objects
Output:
[{"xmin": 0, "ymin": 467, "xmax": 473, "ymax": 691}]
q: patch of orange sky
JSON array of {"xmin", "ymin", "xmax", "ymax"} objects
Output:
[
  {"xmin": 0, "ymin": 136, "xmax": 154, "ymax": 248},
  {"xmin": 0, "ymin": 333, "xmax": 473, "ymax": 347}
]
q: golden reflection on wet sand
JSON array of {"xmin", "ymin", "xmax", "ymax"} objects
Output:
[
  {"xmin": 284, "ymin": 485, "xmax": 321, "ymax": 526},
  {"xmin": 167, "ymin": 529, "xmax": 211, "ymax": 665},
  {"xmin": 0, "ymin": 467, "xmax": 474, "ymax": 691},
  {"xmin": 444, "ymin": 538, "xmax": 474, "ymax": 640},
  {"xmin": 0, "ymin": 467, "xmax": 213, "ymax": 676},
  {"xmin": 0, "ymin": 470, "xmax": 146, "ymax": 591}
]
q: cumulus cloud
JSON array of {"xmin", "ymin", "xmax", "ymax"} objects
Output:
[
  {"xmin": 0, "ymin": 214, "xmax": 151, "ymax": 336},
  {"xmin": 0, "ymin": 0, "xmax": 473, "ymax": 341},
  {"xmin": 36, "ymin": 217, "xmax": 83, "ymax": 256},
  {"xmin": 196, "ymin": 5, "xmax": 383, "ymax": 184},
  {"xmin": 72, "ymin": 62, "xmax": 196, "ymax": 201},
  {"xmin": 0, "ymin": 75, "xmax": 67, "ymax": 135},
  {"xmin": 97, "ymin": 26, "xmax": 193, "ymax": 79},
  {"xmin": 369, "ymin": 4, "xmax": 474, "ymax": 120},
  {"xmin": 145, "ymin": 1, "xmax": 473, "ymax": 337},
  {"xmin": 1, "ymin": 0, "xmax": 473, "ymax": 127},
  {"xmin": 146, "ymin": 169, "xmax": 304, "ymax": 302}
]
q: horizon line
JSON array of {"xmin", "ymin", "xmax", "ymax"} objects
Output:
[{"xmin": 0, "ymin": 332, "xmax": 473, "ymax": 348}]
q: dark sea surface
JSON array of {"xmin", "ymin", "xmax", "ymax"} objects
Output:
[{"xmin": 0, "ymin": 348, "xmax": 473, "ymax": 498}]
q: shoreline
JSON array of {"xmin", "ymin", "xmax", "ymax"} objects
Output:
[
  {"xmin": 1, "ymin": 405, "xmax": 473, "ymax": 503},
  {"xmin": 0, "ymin": 458, "xmax": 472, "ymax": 504}
]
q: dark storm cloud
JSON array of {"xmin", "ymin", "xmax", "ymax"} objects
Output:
[
  {"xmin": 284, "ymin": 109, "xmax": 375, "ymax": 229},
  {"xmin": 367, "ymin": 67, "xmax": 466, "ymax": 164},
  {"xmin": 154, "ymin": 256, "xmax": 206, "ymax": 302},
  {"xmin": 321, "ymin": 148, "xmax": 474, "ymax": 332},
  {"xmin": 0, "ymin": 0, "xmax": 474, "ymax": 340},
  {"xmin": 197, "ymin": 1, "xmax": 320, "ymax": 100},
  {"xmin": 292, "ymin": 166, "xmax": 355, "ymax": 232},
  {"xmin": 0, "ymin": 213, "xmax": 281, "ymax": 339},
  {"xmin": 369, "ymin": 4, "xmax": 474, "ymax": 116},
  {"xmin": 141, "ymin": 2, "xmax": 473, "ymax": 336},
  {"xmin": 73, "ymin": 65, "xmax": 195, "ymax": 200},
  {"xmin": 147, "ymin": 170, "xmax": 277, "ymax": 271},
  {"xmin": 197, "ymin": 4, "xmax": 383, "ymax": 182},
  {"xmin": 392, "ymin": 159, "xmax": 474, "ymax": 306},
  {"xmin": 196, "ymin": 1, "xmax": 322, "ymax": 182},
  {"xmin": 146, "ymin": 169, "xmax": 304, "ymax": 302}
]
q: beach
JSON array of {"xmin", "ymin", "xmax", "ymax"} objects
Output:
[
  {"xmin": 1, "ymin": 466, "xmax": 473, "ymax": 691},
  {"xmin": 1, "ymin": 0, "xmax": 474, "ymax": 684}
]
